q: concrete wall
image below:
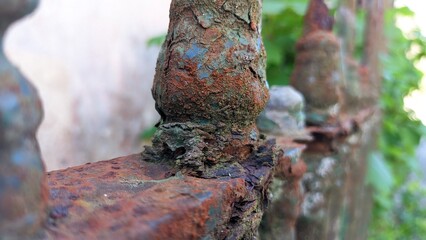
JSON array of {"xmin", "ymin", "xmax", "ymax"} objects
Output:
[{"xmin": 5, "ymin": 0, "xmax": 171, "ymax": 170}]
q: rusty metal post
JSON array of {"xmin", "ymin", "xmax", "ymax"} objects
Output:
[
  {"xmin": 0, "ymin": 0, "xmax": 47, "ymax": 238},
  {"xmin": 290, "ymin": 0, "xmax": 347, "ymax": 239},
  {"xmin": 146, "ymin": 0, "xmax": 270, "ymax": 178},
  {"xmin": 258, "ymin": 86, "xmax": 308, "ymax": 240},
  {"xmin": 290, "ymin": 0, "xmax": 386, "ymax": 239},
  {"xmin": 141, "ymin": 0, "xmax": 277, "ymax": 238},
  {"xmin": 291, "ymin": 0, "xmax": 343, "ymax": 124}
]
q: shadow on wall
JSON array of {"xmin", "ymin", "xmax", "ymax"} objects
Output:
[{"xmin": 5, "ymin": 0, "xmax": 172, "ymax": 170}]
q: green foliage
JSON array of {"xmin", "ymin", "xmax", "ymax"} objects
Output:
[
  {"xmin": 140, "ymin": 126, "xmax": 157, "ymax": 141},
  {"xmin": 397, "ymin": 181, "xmax": 426, "ymax": 238},
  {"xmin": 366, "ymin": 152, "xmax": 394, "ymax": 209},
  {"xmin": 369, "ymin": 180, "xmax": 426, "ymax": 240},
  {"xmin": 262, "ymin": 1, "xmax": 426, "ymax": 239},
  {"xmin": 263, "ymin": 0, "xmax": 307, "ymax": 16},
  {"xmin": 262, "ymin": 0, "xmax": 307, "ymax": 86},
  {"xmin": 146, "ymin": 34, "xmax": 166, "ymax": 47},
  {"xmin": 367, "ymin": 6, "xmax": 426, "ymax": 239}
]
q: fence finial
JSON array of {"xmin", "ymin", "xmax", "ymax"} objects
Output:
[
  {"xmin": 146, "ymin": 0, "xmax": 270, "ymax": 177},
  {"xmin": 291, "ymin": 0, "xmax": 343, "ymax": 124}
]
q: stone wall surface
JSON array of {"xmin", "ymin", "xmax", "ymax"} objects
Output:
[{"xmin": 5, "ymin": 0, "xmax": 171, "ymax": 170}]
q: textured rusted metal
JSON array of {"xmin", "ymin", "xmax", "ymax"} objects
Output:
[
  {"xmin": 141, "ymin": 0, "xmax": 276, "ymax": 237},
  {"xmin": 1, "ymin": 0, "xmax": 278, "ymax": 238},
  {"xmin": 153, "ymin": 0, "xmax": 268, "ymax": 127},
  {"xmin": 0, "ymin": 0, "xmax": 48, "ymax": 238},
  {"xmin": 142, "ymin": 3, "xmax": 277, "ymax": 236},
  {"xmin": 46, "ymin": 142, "xmax": 277, "ymax": 239},
  {"xmin": 148, "ymin": 0, "xmax": 270, "ymax": 176}
]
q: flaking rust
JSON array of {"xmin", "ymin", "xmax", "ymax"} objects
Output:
[
  {"xmin": 0, "ymin": 0, "xmax": 279, "ymax": 239},
  {"xmin": 145, "ymin": 0, "xmax": 271, "ymax": 177},
  {"xmin": 139, "ymin": 0, "xmax": 278, "ymax": 238},
  {"xmin": 45, "ymin": 150, "xmax": 277, "ymax": 239}
]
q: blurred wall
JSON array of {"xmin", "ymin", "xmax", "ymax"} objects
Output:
[{"xmin": 5, "ymin": 0, "xmax": 171, "ymax": 170}]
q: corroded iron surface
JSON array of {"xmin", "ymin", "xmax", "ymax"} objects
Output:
[
  {"xmin": 46, "ymin": 143, "xmax": 277, "ymax": 239},
  {"xmin": 153, "ymin": 0, "xmax": 268, "ymax": 128},
  {"xmin": 149, "ymin": 0, "xmax": 270, "ymax": 174},
  {"xmin": 0, "ymin": 0, "xmax": 47, "ymax": 238}
]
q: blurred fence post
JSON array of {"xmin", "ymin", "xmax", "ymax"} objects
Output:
[
  {"xmin": 290, "ymin": 0, "xmax": 387, "ymax": 239},
  {"xmin": 258, "ymin": 86, "xmax": 308, "ymax": 240},
  {"xmin": 0, "ymin": 0, "xmax": 47, "ymax": 238}
]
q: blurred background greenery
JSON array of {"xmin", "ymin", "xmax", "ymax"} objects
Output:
[{"xmin": 262, "ymin": 0, "xmax": 426, "ymax": 239}]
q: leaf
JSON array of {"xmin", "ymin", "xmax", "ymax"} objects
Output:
[
  {"xmin": 147, "ymin": 34, "xmax": 166, "ymax": 47},
  {"xmin": 395, "ymin": 6, "xmax": 415, "ymax": 17},
  {"xmin": 140, "ymin": 126, "xmax": 157, "ymax": 140},
  {"xmin": 264, "ymin": 39, "xmax": 283, "ymax": 65}
]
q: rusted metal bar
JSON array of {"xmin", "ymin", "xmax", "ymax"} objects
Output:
[
  {"xmin": 342, "ymin": 1, "xmax": 389, "ymax": 239},
  {"xmin": 141, "ymin": 0, "xmax": 277, "ymax": 237},
  {"xmin": 45, "ymin": 148, "xmax": 277, "ymax": 239},
  {"xmin": 0, "ymin": 0, "xmax": 48, "ymax": 238}
]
